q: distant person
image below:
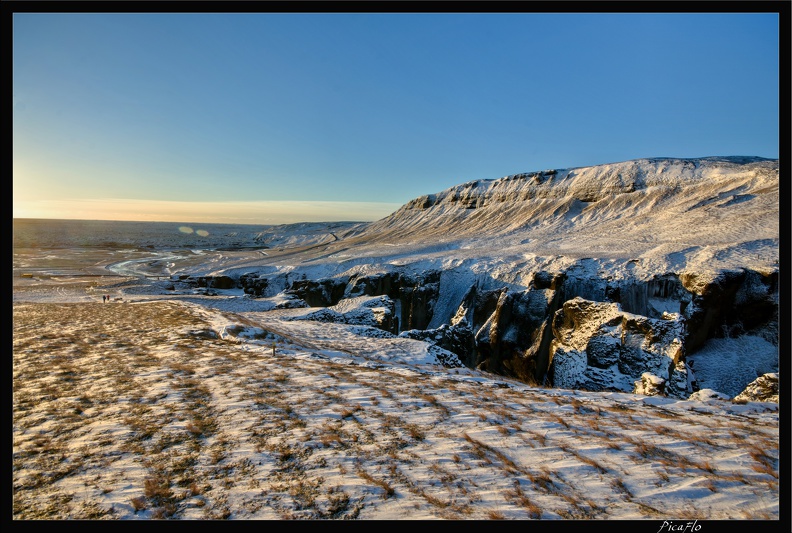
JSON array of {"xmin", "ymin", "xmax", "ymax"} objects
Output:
[{"xmin": 102, "ymin": 295, "xmax": 106, "ymax": 303}]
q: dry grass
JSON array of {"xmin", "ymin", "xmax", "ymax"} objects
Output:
[
  {"xmin": 505, "ymin": 481, "xmax": 542, "ymax": 519},
  {"xmin": 749, "ymin": 449, "xmax": 778, "ymax": 479},
  {"xmin": 356, "ymin": 467, "xmax": 395, "ymax": 499}
]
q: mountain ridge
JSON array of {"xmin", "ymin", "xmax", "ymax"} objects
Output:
[{"xmin": 317, "ymin": 156, "xmax": 779, "ymax": 279}]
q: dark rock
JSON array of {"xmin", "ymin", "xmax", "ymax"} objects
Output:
[
  {"xmin": 239, "ymin": 272, "xmax": 269, "ymax": 297},
  {"xmin": 530, "ymin": 271, "xmax": 562, "ymax": 290},
  {"xmin": 472, "ymin": 287, "xmax": 562, "ymax": 384},
  {"xmin": 681, "ymin": 269, "xmax": 778, "ymax": 351},
  {"xmin": 181, "ymin": 275, "xmax": 238, "ymax": 290},
  {"xmin": 288, "ymin": 277, "xmax": 349, "ymax": 307},
  {"xmin": 204, "ymin": 275, "xmax": 236, "ymax": 289},
  {"xmin": 346, "ymin": 270, "xmax": 441, "ymax": 332},
  {"xmin": 614, "ymin": 274, "xmax": 690, "ymax": 318},
  {"xmin": 346, "ymin": 272, "xmax": 402, "ymax": 299}
]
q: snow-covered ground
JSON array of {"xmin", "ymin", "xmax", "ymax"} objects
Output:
[
  {"xmin": 12, "ymin": 156, "xmax": 780, "ymax": 520},
  {"xmin": 12, "ymin": 281, "xmax": 780, "ymax": 520}
]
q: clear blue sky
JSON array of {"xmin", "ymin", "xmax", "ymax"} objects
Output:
[{"xmin": 13, "ymin": 12, "xmax": 780, "ymax": 224}]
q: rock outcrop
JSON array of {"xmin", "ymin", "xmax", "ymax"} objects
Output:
[
  {"xmin": 733, "ymin": 373, "xmax": 779, "ymax": 403},
  {"xmin": 287, "ymin": 277, "xmax": 349, "ymax": 307},
  {"xmin": 399, "ymin": 323, "xmax": 476, "ymax": 367},
  {"xmin": 547, "ymin": 297, "xmax": 689, "ymax": 398},
  {"xmin": 239, "ymin": 272, "xmax": 269, "ymax": 297},
  {"xmin": 680, "ymin": 268, "xmax": 778, "ymax": 350},
  {"xmin": 345, "ymin": 270, "xmax": 441, "ymax": 332}
]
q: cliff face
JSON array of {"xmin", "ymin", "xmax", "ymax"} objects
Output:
[
  {"xmin": 272, "ymin": 263, "xmax": 775, "ymax": 399},
  {"xmin": 548, "ymin": 297, "xmax": 688, "ymax": 397},
  {"xmin": 219, "ymin": 156, "xmax": 779, "ymax": 400}
]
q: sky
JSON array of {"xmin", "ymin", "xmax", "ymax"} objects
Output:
[{"xmin": 12, "ymin": 11, "xmax": 781, "ymax": 225}]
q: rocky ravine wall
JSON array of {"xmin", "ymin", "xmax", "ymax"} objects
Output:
[{"xmin": 178, "ymin": 263, "xmax": 778, "ymax": 400}]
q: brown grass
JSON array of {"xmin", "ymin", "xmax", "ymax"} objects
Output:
[
  {"xmin": 505, "ymin": 481, "xmax": 542, "ymax": 519},
  {"xmin": 356, "ymin": 467, "xmax": 395, "ymax": 499}
]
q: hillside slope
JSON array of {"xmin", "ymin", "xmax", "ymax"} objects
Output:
[{"xmin": 335, "ymin": 156, "xmax": 779, "ymax": 276}]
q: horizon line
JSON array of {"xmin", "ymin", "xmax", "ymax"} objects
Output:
[{"xmin": 12, "ymin": 199, "xmax": 404, "ymax": 226}]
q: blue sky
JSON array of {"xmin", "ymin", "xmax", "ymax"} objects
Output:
[{"xmin": 13, "ymin": 12, "xmax": 780, "ymax": 224}]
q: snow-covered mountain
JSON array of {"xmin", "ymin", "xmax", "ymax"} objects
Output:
[{"xmin": 320, "ymin": 156, "xmax": 779, "ymax": 276}]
